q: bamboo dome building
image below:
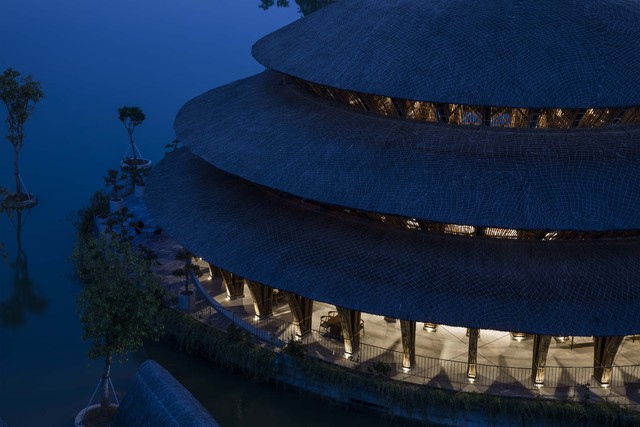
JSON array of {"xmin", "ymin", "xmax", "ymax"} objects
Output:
[{"xmin": 147, "ymin": 0, "xmax": 640, "ymax": 392}]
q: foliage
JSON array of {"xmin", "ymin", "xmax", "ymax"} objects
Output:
[
  {"xmin": 118, "ymin": 105, "xmax": 145, "ymax": 141},
  {"xmin": 281, "ymin": 335, "xmax": 307, "ymax": 358},
  {"xmin": 367, "ymin": 360, "xmax": 391, "ymax": 378},
  {"xmin": 0, "ymin": 68, "xmax": 44, "ymax": 194},
  {"xmin": 89, "ymin": 191, "xmax": 109, "ymax": 218},
  {"xmin": 164, "ymin": 138, "xmax": 181, "ymax": 156},
  {"xmin": 73, "ymin": 235, "xmax": 165, "ymax": 363},
  {"xmin": 103, "ymin": 169, "xmax": 126, "ymax": 200},
  {"xmin": 118, "ymin": 105, "xmax": 146, "ymax": 182},
  {"xmin": 226, "ymin": 324, "xmax": 251, "ymax": 344},
  {"xmin": 173, "ymin": 248, "xmax": 205, "ymax": 291},
  {"xmin": 0, "ymin": 68, "xmax": 44, "ymax": 149},
  {"xmin": 132, "ymin": 168, "xmax": 148, "ymax": 186},
  {"xmin": 106, "ymin": 207, "xmax": 134, "ymax": 242},
  {"xmin": 163, "ymin": 310, "xmax": 275, "ymax": 381},
  {"xmin": 137, "ymin": 244, "xmax": 159, "ymax": 265},
  {"xmin": 283, "ymin": 354, "xmax": 640, "ymax": 426}
]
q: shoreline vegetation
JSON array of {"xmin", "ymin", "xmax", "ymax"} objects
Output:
[{"xmin": 73, "ymin": 196, "xmax": 640, "ymax": 427}]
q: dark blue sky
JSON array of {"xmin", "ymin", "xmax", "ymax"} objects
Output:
[
  {"xmin": 0, "ymin": 0, "xmax": 299, "ymax": 212},
  {"xmin": 0, "ymin": 3, "xmax": 299, "ymax": 425}
]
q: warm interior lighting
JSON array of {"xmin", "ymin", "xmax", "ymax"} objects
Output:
[
  {"xmin": 293, "ymin": 76, "xmax": 640, "ymax": 128},
  {"xmin": 444, "ymin": 224, "xmax": 475, "ymax": 236}
]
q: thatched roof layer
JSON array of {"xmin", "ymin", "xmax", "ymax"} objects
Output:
[
  {"xmin": 175, "ymin": 71, "xmax": 640, "ymax": 232},
  {"xmin": 112, "ymin": 360, "xmax": 218, "ymax": 427},
  {"xmin": 146, "ymin": 149, "xmax": 640, "ymax": 336},
  {"xmin": 253, "ymin": 0, "xmax": 640, "ymax": 109}
]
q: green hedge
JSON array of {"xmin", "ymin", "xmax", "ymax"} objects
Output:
[
  {"xmin": 282, "ymin": 354, "xmax": 639, "ymax": 426},
  {"xmin": 160, "ymin": 311, "xmax": 640, "ymax": 426},
  {"xmin": 162, "ymin": 310, "xmax": 275, "ymax": 382}
]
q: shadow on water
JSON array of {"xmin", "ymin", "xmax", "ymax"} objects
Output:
[{"xmin": 0, "ymin": 209, "xmax": 48, "ymax": 327}]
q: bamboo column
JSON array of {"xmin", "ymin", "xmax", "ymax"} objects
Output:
[
  {"xmin": 400, "ymin": 320, "xmax": 416, "ymax": 370},
  {"xmin": 336, "ymin": 306, "xmax": 362, "ymax": 357},
  {"xmin": 207, "ymin": 262, "xmax": 216, "ymax": 279},
  {"xmin": 467, "ymin": 328, "xmax": 480, "ymax": 382},
  {"xmin": 220, "ymin": 269, "xmax": 244, "ymax": 300},
  {"xmin": 245, "ymin": 280, "xmax": 274, "ymax": 318},
  {"xmin": 594, "ymin": 336, "xmax": 624, "ymax": 386},
  {"xmin": 282, "ymin": 292, "xmax": 313, "ymax": 337},
  {"xmin": 532, "ymin": 335, "xmax": 551, "ymax": 385},
  {"xmin": 283, "ymin": 292, "xmax": 314, "ymax": 337}
]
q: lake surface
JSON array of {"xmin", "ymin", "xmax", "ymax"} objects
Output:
[{"xmin": 0, "ymin": 2, "xmax": 422, "ymax": 426}]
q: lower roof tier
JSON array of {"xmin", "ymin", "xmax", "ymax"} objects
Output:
[
  {"xmin": 175, "ymin": 71, "xmax": 640, "ymax": 232},
  {"xmin": 147, "ymin": 148, "xmax": 640, "ymax": 337}
]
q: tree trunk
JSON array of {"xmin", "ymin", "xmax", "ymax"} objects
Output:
[
  {"xmin": 13, "ymin": 144, "xmax": 20, "ymax": 194},
  {"xmin": 129, "ymin": 132, "xmax": 137, "ymax": 162},
  {"xmin": 100, "ymin": 354, "xmax": 112, "ymax": 411}
]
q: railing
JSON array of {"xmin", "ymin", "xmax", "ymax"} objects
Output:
[{"xmin": 187, "ymin": 272, "xmax": 640, "ymax": 400}]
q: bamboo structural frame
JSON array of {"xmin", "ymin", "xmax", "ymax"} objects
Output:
[
  {"xmin": 400, "ymin": 320, "xmax": 416, "ymax": 370},
  {"xmin": 220, "ymin": 268, "xmax": 244, "ymax": 300},
  {"xmin": 467, "ymin": 328, "xmax": 480, "ymax": 381},
  {"xmin": 283, "ymin": 292, "xmax": 314, "ymax": 337},
  {"xmin": 294, "ymin": 77, "xmax": 640, "ymax": 129},
  {"xmin": 270, "ymin": 187, "xmax": 640, "ymax": 242},
  {"xmin": 147, "ymin": 0, "xmax": 640, "ymax": 404},
  {"xmin": 594, "ymin": 336, "xmax": 624, "ymax": 385},
  {"xmin": 532, "ymin": 335, "xmax": 552, "ymax": 385},
  {"xmin": 245, "ymin": 280, "xmax": 274, "ymax": 317},
  {"xmin": 336, "ymin": 306, "xmax": 362, "ymax": 356}
]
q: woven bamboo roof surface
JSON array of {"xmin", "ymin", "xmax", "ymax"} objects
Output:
[
  {"xmin": 146, "ymin": 149, "xmax": 640, "ymax": 336},
  {"xmin": 253, "ymin": 0, "xmax": 640, "ymax": 109},
  {"xmin": 112, "ymin": 360, "xmax": 218, "ymax": 427},
  {"xmin": 175, "ymin": 71, "xmax": 640, "ymax": 232}
]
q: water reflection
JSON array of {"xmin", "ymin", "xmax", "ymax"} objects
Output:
[{"xmin": 0, "ymin": 210, "xmax": 48, "ymax": 327}]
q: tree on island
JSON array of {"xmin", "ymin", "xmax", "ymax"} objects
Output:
[
  {"xmin": 118, "ymin": 105, "xmax": 145, "ymax": 165},
  {"xmin": 75, "ymin": 237, "xmax": 164, "ymax": 421},
  {"xmin": 0, "ymin": 68, "xmax": 44, "ymax": 197}
]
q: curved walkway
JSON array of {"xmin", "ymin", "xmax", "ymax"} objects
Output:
[{"xmin": 122, "ymin": 195, "xmax": 640, "ymax": 409}]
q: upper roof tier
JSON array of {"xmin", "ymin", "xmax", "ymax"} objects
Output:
[
  {"xmin": 175, "ymin": 71, "xmax": 640, "ymax": 232},
  {"xmin": 253, "ymin": 0, "xmax": 640, "ymax": 109}
]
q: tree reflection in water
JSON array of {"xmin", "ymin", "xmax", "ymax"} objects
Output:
[{"xmin": 0, "ymin": 210, "xmax": 48, "ymax": 327}]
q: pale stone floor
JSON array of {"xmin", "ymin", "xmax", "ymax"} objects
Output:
[{"xmin": 123, "ymin": 195, "xmax": 640, "ymax": 407}]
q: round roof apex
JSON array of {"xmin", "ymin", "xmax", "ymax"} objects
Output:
[{"xmin": 253, "ymin": 0, "xmax": 640, "ymax": 109}]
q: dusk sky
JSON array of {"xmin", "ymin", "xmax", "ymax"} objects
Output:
[{"xmin": 0, "ymin": 2, "xmax": 301, "ymax": 425}]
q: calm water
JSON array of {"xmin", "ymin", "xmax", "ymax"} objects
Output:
[{"xmin": 0, "ymin": 2, "xmax": 419, "ymax": 426}]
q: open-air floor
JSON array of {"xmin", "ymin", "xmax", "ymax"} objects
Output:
[{"xmin": 122, "ymin": 195, "xmax": 640, "ymax": 409}]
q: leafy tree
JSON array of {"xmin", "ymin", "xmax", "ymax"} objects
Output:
[
  {"xmin": 0, "ymin": 68, "xmax": 44, "ymax": 195},
  {"xmin": 173, "ymin": 249, "xmax": 204, "ymax": 293},
  {"xmin": 103, "ymin": 169, "xmax": 126, "ymax": 200},
  {"xmin": 118, "ymin": 106, "xmax": 145, "ymax": 164},
  {"xmin": 163, "ymin": 138, "xmax": 181, "ymax": 156},
  {"xmin": 74, "ymin": 237, "xmax": 164, "ymax": 415}
]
